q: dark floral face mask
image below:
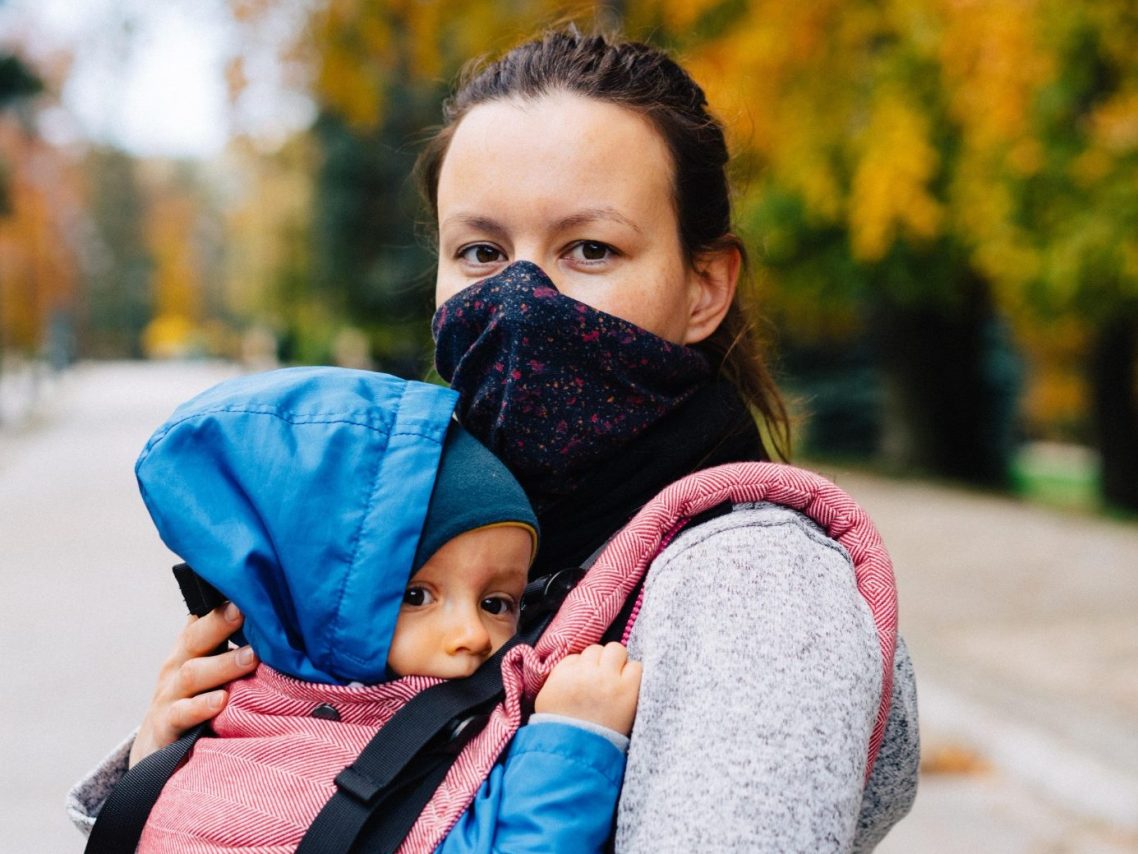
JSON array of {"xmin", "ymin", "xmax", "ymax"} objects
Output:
[{"xmin": 431, "ymin": 261, "xmax": 712, "ymax": 503}]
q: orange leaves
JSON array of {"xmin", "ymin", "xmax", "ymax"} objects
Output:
[
  {"xmin": 850, "ymin": 93, "xmax": 944, "ymax": 261},
  {"xmin": 937, "ymin": 0, "xmax": 1054, "ymax": 149},
  {"xmin": 0, "ymin": 125, "xmax": 81, "ymax": 351},
  {"xmin": 310, "ymin": 0, "xmax": 393, "ymax": 129},
  {"xmin": 307, "ymin": 0, "xmax": 582, "ymax": 129},
  {"xmin": 1090, "ymin": 90, "xmax": 1138, "ymax": 154},
  {"xmin": 656, "ymin": 0, "xmax": 722, "ymax": 32}
]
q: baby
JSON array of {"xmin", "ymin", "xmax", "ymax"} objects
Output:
[{"xmin": 118, "ymin": 367, "xmax": 640, "ymax": 852}]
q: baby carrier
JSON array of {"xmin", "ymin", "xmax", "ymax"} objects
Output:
[
  {"xmin": 84, "ymin": 368, "xmax": 896, "ymax": 853},
  {"xmin": 86, "ymin": 461, "xmax": 896, "ymax": 854}
]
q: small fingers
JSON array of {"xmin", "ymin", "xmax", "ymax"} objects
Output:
[
  {"xmin": 577, "ymin": 644, "xmax": 603, "ymax": 665},
  {"xmin": 599, "ymin": 641, "xmax": 629, "ymax": 669},
  {"xmin": 622, "ymin": 659, "xmax": 643, "ymax": 689}
]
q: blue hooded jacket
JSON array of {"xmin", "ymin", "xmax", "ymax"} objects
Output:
[
  {"xmin": 135, "ymin": 367, "xmax": 458, "ymax": 685},
  {"xmin": 135, "ymin": 367, "xmax": 625, "ymax": 852}
]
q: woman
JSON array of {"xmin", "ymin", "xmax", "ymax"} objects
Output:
[{"xmin": 72, "ymin": 28, "xmax": 918, "ymax": 851}]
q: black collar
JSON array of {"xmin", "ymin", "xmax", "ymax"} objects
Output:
[{"xmin": 528, "ymin": 379, "xmax": 767, "ymax": 577}]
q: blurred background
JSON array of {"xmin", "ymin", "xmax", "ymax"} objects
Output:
[{"xmin": 1, "ymin": 0, "xmax": 1136, "ymax": 851}]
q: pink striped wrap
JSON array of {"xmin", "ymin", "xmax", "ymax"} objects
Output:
[{"xmin": 141, "ymin": 462, "xmax": 896, "ymax": 854}]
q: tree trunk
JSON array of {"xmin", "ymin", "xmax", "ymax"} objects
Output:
[
  {"xmin": 872, "ymin": 270, "xmax": 1018, "ymax": 487},
  {"xmin": 1089, "ymin": 310, "xmax": 1138, "ymax": 511}
]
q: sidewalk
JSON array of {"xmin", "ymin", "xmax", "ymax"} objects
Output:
[
  {"xmin": 3, "ymin": 361, "xmax": 1136, "ymax": 852},
  {"xmin": 823, "ymin": 466, "xmax": 1138, "ymax": 852}
]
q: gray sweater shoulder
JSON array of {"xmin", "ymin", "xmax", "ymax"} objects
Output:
[{"xmin": 615, "ymin": 502, "xmax": 917, "ymax": 853}]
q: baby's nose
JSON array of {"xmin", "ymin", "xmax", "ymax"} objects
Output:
[{"xmin": 445, "ymin": 608, "xmax": 492, "ymax": 656}]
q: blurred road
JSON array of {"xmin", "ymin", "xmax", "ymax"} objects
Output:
[{"xmin": 2, "ymin": 361, "xmax": 1136, "ymax": 853}]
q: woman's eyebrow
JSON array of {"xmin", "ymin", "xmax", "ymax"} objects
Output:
[
  {"xmin": 553, "ymin": 207, "xmax": 643, "ymax": 234},
  {"xmin": 439, "ymin": 214, "xmax": 508, "ymax": 240}
]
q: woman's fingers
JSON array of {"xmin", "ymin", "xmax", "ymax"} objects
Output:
[
  {"xmin": 166, "ymin": 690, "xmax": 228, "ymax": 735},
  {"xmin": 129, "ymin": 689, "xmax": 229, "ymax": 768},
  {"xmin": 130, "ymin": 610, "xmax": 257, "ymax": 768},
  {"xmin": 130, "ymin": 645, "xmax": 257, "ymax": 768},
  {"xmin": 178, "ymin": 603, "xmax": 243, "ymax": 660},
  {"xmin": 173, "ymin": 645, "xmax": 258, "ymax": 700}
]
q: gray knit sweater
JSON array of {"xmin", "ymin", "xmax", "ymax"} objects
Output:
[
  {"xmin": 70, "ymin": 502, "xmax": 918, "ymax": 851},
  {"xmin": 616, "ymin": 502, "xmax": 917, "ymax": 852}
]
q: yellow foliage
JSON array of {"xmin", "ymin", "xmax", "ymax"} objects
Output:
[
  {"xmin": 658, "ymin": 0, "xmax": 727, "ymax": 31},
  {"xmin": 222, "ymin": 135, "xmax": 315, "ymax": 320},
  {"xmin": 1091, "ymin": 90, "xmax": 1138, "ymax": 153},
  {"xmin": 937, "ymin": 0, "xmax": 1053, "ymax": 148},
  {"xmin": 1007, "ymin": 137, "xmax": 1044, "ymax": 176},
  {"xmin": 142, "ymin": 313, "xmax": 200, "ymax": 360},
  {"xmin": 1071, "ymin": 147, "xmax": 1114, "ymax": 187},
  {"xmin": 849, "ymin": 93, "xmax": 944, "ymax": 261},
  {"xmin": 145, "ymin": 183, "xmax": 202, "ymax": 323},
  {"xmin": 0, "ymin": 126, "xmax": 80, "ymax": 352},
  {"xmin": 228, "ymin": 0, "xmax": 276, "ymax": 24}
]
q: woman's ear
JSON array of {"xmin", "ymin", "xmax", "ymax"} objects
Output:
[{"xmin": 683, "ymin": 243, "xmax": 741, "ymax": 345}]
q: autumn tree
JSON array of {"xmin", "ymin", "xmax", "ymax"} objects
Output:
[
  {"xmin": 0, "ymin": 50, "xmax": 84, "ymax": 376},
  {"xmin": 227, "ymin": 0, "xmax": 604, "ymax": 373},
  {"xmin": 628, "ymin": 0, "xmax": 1137, "ymax": 507},
  {"xmin": 80, "ymin": 148, "xmax": 152, "ymax": 358}
]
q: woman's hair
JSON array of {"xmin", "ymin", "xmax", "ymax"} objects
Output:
[{"xmin": 416, "ymin": 27, "xmax": 790, "ymax": 460}]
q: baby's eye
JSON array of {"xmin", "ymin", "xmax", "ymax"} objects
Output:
[
  {"xmin": 458, "ymin": 244, "xmax": 505, "ymax": 265},
  {"xmin": 480, "ymin": 596, "xmax": 515, "ymax": 616},
  {"xmin": 566, "ymin": 241, "xmax": 615, "ymax": 264},
  {"xmin": 403, "ymin": 587, "xmax": 434, "ymax": 607}
]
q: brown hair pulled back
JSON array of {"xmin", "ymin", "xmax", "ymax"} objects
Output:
[{"xmin": 416, "ymin": 27, "xmax": 790, "ymax": 460}]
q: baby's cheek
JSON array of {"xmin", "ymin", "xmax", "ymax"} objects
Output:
[{"xmin": 488, "ymin": 622, "xmax": 518, "ymax": 654}]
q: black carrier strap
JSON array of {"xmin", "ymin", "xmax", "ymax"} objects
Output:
[
  {"xmin": 296, "ymin": 634, "xmax": 524, "ymax": 854},
  {"xmin": 84, "ymin": 506, "xmax": 734, "ymax": 854},
  {"xmin": 297, "ymin": 564, "xmax": 593, "ymax": 853},
  {"xmin": 84, "ymin": 563, "xmax": 227, "ymax": 854},
  {"xmin": 83, "ymin": 722, "xmax": 209, "ymax": 854}
]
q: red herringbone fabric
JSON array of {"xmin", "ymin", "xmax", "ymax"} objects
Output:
[
  {"xmin": 138, "ymin": 668, "xmax": 443, "ymax": 854},
  {"xmin": 140, "ymin": 462, "xmax": 896, "ymax": 854},
  {"xmin": 402, "ymin": 463, "xmax": 897, "ymax": 853}
]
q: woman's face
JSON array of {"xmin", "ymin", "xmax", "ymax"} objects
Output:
[{"xmin": 434, "ymin": 92, "xmax": 713, "ymax": 345}]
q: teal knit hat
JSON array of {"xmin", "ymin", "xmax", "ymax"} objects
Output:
[{"xmin": 413, "ymin": 422, "xmax": 539, "ymax": 570}]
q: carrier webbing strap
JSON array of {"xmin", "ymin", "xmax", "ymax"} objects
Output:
[
  {"xmin": 295, "ymin": 560, "xmax": 602, "ymax": 853},
  {"xmin": 331, "ymin": 506, "xmax": 732, "ymax": 853},
  {"xmin": 83, "ymin": 722, "xmax": 208, "ymax": 854},
  {"xmin": 84, "ymin": 529, "xmax": 642, "ymax": 854},
  {"xmin": 295, "ymin": 615, "xmax": 549, "ymax": 854}
]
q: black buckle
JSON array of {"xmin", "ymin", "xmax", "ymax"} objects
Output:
[
  {"xmin": 334, "ymin": 766, "xmax": 383, "ymax": 805},
  {"xmin": 442, "ymin": 713, "xmax": 490, "ymax": 755},
  {"xmin": 519, "ymin": 566, "xmax": 586, "ymax": 631}
]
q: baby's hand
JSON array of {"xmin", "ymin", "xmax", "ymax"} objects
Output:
[{"xmin": 534, "ymin": 642, "xmax": 642, "ymax": 736}]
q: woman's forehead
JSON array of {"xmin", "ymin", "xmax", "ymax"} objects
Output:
[{"xmin": 437, "ymin": 92, "xmax": 674, "ymax": 226}]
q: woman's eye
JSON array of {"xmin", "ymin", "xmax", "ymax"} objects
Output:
[
  {"xmin": 403, "ymin": 587, "xmax": 433, "ymax": 607},
  {"xmin": 568, "ymin": 241, "xmax": 615, "ymax": 264},
  {"xmin": 480, "ymin": 596, "xmax": 515, "ymax": 616},
  {"xmin": 459, "ymin": 244, "xmax": 504, "ymax": 265}
]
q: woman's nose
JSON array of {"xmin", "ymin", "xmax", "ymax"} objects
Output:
[{"xmin": 444, "ymin": 606, "xmax": 492, "ymax": 656}]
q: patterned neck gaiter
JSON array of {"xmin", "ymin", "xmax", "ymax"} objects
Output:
[{"xmin": 432, "ymin": 261, "xmax": 713, "ymax": 504}]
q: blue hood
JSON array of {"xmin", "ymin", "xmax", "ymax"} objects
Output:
[{"xmin": 135, "ymin": 367, "xmax": 459, "ymax": 684}]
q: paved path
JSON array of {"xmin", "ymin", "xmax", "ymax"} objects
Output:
[
  {"xmin": 1, "ymin": 361, "xmax": 240, "ymax": 853},
  {"xmin": 2, "ymin": 361, "xmax": 1136, "ymax": 852},
  {"xmin": 823, "ymin": 466, "xmax": 1138, "ymax": 853}
]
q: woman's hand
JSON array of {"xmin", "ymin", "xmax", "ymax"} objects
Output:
[
  {"xmin": 534, "ymin": 642, "xmax": 642, "ymax": 736},
  {"xmin": 128, "ymin": 603, "xmax": 259, "ymax": 768}
]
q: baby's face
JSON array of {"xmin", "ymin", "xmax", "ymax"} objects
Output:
[{"xmin": 386, "ymin": 525, "xmax": 531, "ymax": 679}]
